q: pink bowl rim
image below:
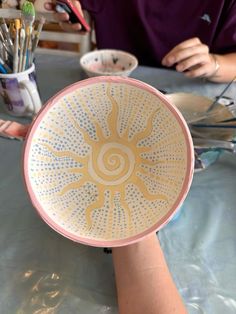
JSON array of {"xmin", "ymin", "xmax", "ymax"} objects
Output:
[{"xmin": 23, "ymin": 76, "xmax": 194, "ymax": 247}]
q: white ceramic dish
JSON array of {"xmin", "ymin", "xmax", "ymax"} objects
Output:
[{"xmin": 80, "ymin": 49, "xmax": 138, "ymax": 77}]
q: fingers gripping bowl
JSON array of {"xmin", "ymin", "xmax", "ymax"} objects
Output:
[{"xmin": 23, "ymin": 77, "xmax": 194, "ymax": 247}]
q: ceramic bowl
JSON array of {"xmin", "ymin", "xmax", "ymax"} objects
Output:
[
  {"xmin": 166, "ymin": 92, "xmax": 234, "ymax": 125},
  {"xmin": 80, "ymin": 49, "xmax": 138, "ymax": 77},
  {"xmin": 167, "ymin": 92, "xmax": 235, "ymax": 171},
  {"xmin": 23, "ymin": 77, "xmax": 194, "ymax": 247}
]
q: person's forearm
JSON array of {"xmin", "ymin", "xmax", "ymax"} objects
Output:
[
  {"xmin": 112, "ymin": 234, "xmax": 187, "ymax": 314},
  {"xmin": 209, "ymin": 53, "xmax": 236, "ymax": 83}
]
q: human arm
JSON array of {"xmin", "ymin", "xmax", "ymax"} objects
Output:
[
  {"xmin": 112, "ymin": 233, "xmax": 187, "ymax": 314},
  {"xmin": 44, "ymin": 0, "xmax": 85, "ymax": 32},
  {"xmin": 162, "ymin": 37, "xmax": 236, "ymax": 83}
]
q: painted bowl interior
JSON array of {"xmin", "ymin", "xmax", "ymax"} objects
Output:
[
  {"xmin": 80, "ymin": 49, "xmax": 138, "ymax": 76},
  {"xmin": 24, "ymin": 77, "xmax": 194, "ymax": 247}
]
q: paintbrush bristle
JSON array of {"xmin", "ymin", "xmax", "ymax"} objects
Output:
[
  {"xmin": 21, "ymin": 1, "xmax": 35, "ymax": 22},
  {"xmin": 15, "ymin": 19, "xmax": 21, "ymax": 31},
  {"xmin": 39, "ymin": 16, "xmax": 46, "ymax": 26}
]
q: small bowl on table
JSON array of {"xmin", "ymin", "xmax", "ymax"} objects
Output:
[{"xmin": 80, "ymin": 49, "xmax": 138, "ymax": 77}]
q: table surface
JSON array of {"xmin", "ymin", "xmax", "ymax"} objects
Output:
[{"xmin": 0, "ymin": 54, "xmax": 236, "ymax": 314}]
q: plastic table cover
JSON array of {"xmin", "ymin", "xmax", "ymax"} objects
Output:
[{"xmin": 0, "ymin": 54, "xmax": 236, "ymax": 314}]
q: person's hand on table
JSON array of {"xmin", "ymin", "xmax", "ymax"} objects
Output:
[
  {"xmin": 44, "ymin": 0, "xmax": 85, "ymax": 33},
  {"xmin": 162, "ymin": 37, "xmax": 219, "ymax": 79}
]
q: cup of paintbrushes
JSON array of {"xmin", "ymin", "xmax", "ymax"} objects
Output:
[{"xmin": 0, "ymin": 63, "xmax": 42, "ymax": 117}]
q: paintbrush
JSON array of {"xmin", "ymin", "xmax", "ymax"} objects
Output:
[
  {"xmin": 18, "ymin": 27, "xmax": 25, "ymax": 72},
  {"xmin": 13, "ymin": 19, "xmax": 20, "ymax": 73},
  {"xmin": 207, "ymin": 76, "xmax": 236, "ymax": 112},
  {"xmin": 0, "ymin": 56, "xmax": 11, "ymax": 73},
  {"xmin": 21, "ymin": 1, "xmax": 35, "ymax": 71},
  {"xmin": 0, "ymin": 60, "xmax": 7, "ymax": 73},
  {"xmin": 21, "ymin": 26, "xmax": 31, "ymax": 71},
  {"xmin": 0, "ymin": 18, "xmax": 14, "ymax": 54},
  {"xmin": 192, "ymin": 123, "xmax": 236, "ymax": 129},
  {"xmin": 0, "ymin": 41, "xmax": 3, "ymax": 59},
  {"xmin": 0, "ymin": 26, "xmax": 13, "ymax": 57},
  {"xmin": 0, "ymin": 64, "xmax": 7, "ymax": 74},
  {"xmin": 9, "ymin": 21, "xmax": 16, "ymax": 39},
  {"xmin": 0, "ymin": 40, "xmax": 11, "ymax": 70},
  {"xmin": 193, "ymin": 138, "xmax": 236, "ymax": 153},
  {"xmin": 29, "ymin": 16, "xmax": 45, "ymax": 66}
]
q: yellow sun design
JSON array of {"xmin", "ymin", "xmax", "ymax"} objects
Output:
[{"xmin": 40, "ymin": 84, "xmax": 169, "ymax": 230}]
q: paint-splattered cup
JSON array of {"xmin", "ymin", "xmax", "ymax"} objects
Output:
[
  {"xmin": 0, "ymin": 64, "xmax": 42, "ymax": 117},
  {"xmin": 80, "ymin": 49, "xmax": 138, "ymax": 77}
]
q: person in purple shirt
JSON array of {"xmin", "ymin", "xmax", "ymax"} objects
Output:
[{"xmin": 46, "ymin": 0, "xmax": 236, "ymax": 83}]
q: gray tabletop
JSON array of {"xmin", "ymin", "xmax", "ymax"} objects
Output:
[{"xmin": 0, "ymin": 54, "xmax": 236, "ymax": 314}]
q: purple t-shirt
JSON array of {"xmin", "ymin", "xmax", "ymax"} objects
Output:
[{"xmin": 80, "ymin": 0, "xmax": 236, "ymax": 66}]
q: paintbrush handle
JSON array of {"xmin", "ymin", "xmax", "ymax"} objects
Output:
[
  {"xmin": 207, "ymin": 76, "xmax": 236, "ymax": 112},
  {"xmin": 32, "ymin": 34, "xmax": 39, "ymax": 54},
  {"xmin": 193, "ymin": 138, "xmax": 236, "ymax": 152},
  {"xmin": 30, "ymin": 34, "xmax": 39, "ymax": 65},
  {"xmin": 18, "ymin": 48, "xmax": 23, "ymax": 72},
  {"xmin": 30, "ymin": 18, "xmax": 45, "ymax": 66},
  {"xmin": 0, "ymin": 28, "xmax": 12, "ymax": 56},
  {"xmin": 0, "ymin": 21, "xmax": 14, "ymax": 53},
  {"xmin": 22, "ymin": 34, "xmax": 30, "ymax": 71},
  {"xmin": 192, "ymin": 123, "xmax": 236, "ymax": 129},
  {"xmin": 0, "ymin": 64, "xmax": 7, "ymax": 74},
  {"xmin": 18, "ymin": 29, "xmax": 25, "ymax": 72},
  {"xmin": 13, "ymin": 32, "xmax": 19, "ymax": 73},
  {"xmin": 0, "ymin": 56, "xmax": 11, "ymax": 73}
]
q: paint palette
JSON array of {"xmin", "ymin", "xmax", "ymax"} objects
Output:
[{"xmin": 23, "ymin": 77, "xmax": 194, "ymax": 247}]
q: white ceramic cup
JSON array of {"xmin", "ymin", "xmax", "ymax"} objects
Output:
[{"xmin": 0, "ymin": 64, "xmax": 42, "ymax": 117}]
